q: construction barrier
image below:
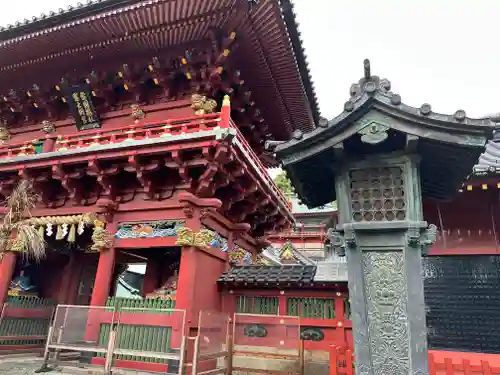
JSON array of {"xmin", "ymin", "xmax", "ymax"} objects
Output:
[
  {"xmin": 193, "ymin": 310, "xmax": 230, "ymax": 375},
  {"xmin": 231, "ymin": 313, "xmax": 303, "ymax": 375},
  {"xmin": 39, "ymin": 304, "xmax": 186, "ymax": 374}
]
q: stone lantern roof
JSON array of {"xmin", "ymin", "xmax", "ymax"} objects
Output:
[{"xmin": 270, "ymin": 60, "xmax": 495, "ymax": 207}]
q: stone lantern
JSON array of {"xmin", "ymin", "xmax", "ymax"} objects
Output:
[{"xmin": 270, "ymin": 60, "xmax": 494, "ymax": 374}]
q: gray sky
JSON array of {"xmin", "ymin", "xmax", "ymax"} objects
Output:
[{"xmin": 2, "ymin": 0, "xmax": 498, "ymax": 120}]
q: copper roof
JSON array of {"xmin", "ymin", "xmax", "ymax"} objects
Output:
[{"xmin": 0, "ymin": 0, "xmax": 319, "ymax": 138}]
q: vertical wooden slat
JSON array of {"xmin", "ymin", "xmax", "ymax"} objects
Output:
[
  {"xmin": 462, "ymin": 358, "xmax": 472, "ymax": 375},
  {"xmin": 481, "ymin": 360, "xmax": 492, "ymax": 375},
  {"xmin": 428, "ymin": 352, "xmax": 437, "ymax": 375},
  {"xmin": 345, "ymin": 349, "xmax": 353, "ymax": 375},
  {"xmin": 444, "ymin": 357, "xmax": 453, "ymax": 375},
  {"xmin": 330, "ymin": 346, "xmax": 338, "ymax": 375}
]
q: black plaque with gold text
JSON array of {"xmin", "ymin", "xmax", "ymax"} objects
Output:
[{"xmin": 66, "ymin": 85, "xmax": 101, "ymax": 131}]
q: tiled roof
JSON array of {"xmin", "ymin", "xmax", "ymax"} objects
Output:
[
  {"xmin": 0, "ymin": 0, "xmax": 319, "ymax": 136},
  {"xmin": 218, "ymin": 265, "xmax": 317, "ymax": 288},
  {"xmin": 472, "ymin": 137, "xmax": 500, "ymax": 177},
  {"xmin": 218, "ymin": 261, "xmax": 348, "ymax": 288}
]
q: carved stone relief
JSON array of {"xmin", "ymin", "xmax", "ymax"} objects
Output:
[{"xmin": 362, "ymin": 251, "xmax": 410, "ymax": 375}]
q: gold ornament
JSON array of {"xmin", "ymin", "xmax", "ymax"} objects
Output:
[
  {"xmin": 190, "ymin": 94, "xmax": 217, "ymax": 115},
  {"xmin": 131, "ymin": 104, "xmax": 145, "ymax": 123},
  {"xmin": 41, "ymin": 120, "xmax": 56, "ymax": 134},
  {"xmin": 0, "ymin": 126, "xmax": 10, "ymax": 144},
  {"xmin": 175, "ymin": 227, "xmax": 213, "ymax": 248}
]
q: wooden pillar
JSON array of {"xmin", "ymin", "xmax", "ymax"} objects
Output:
[
  {"xmin": 90, "ymin": 222, "xmax": 117, "ymax": 307},
  {"xmin": 0, "ymin": 252, "xmax": 16, "ymax": 308},
  {"xmin": 89, "ymin": 248, "xmax": 116, "ymax": 306},
  {"xmin": 176, "ymin": 193, "xmax": 225, "ymax": 334}
]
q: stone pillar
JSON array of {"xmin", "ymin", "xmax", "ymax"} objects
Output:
[
  {"xmin": 0, "ymin": 252, "xmax": 16, "ymax": 308},
  {"xmin": 331, "ymin": 156, "xmax": 436, "ymax": 375}
]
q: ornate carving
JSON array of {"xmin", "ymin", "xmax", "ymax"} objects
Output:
[
  {"xmin": 328, "ymin": 228, "xmax": 356, "ymax": 257},
  {"xmin": 115, "ymin": 221, "xmax": 184, "ymax": 239},
  {"xmin": 358, "ymin": 123, "xmax": 389, "ymax": 145},
  {"xmin": 244, "ymin": 324, "xmax": 267, "ymax": 338},
  {"xmin": 90, "ymin": 220, "xmax": 114, "ymax": 252},
  {"xmin": 280, "ymin": 242, "xmax": 295, "ymax": 261},
  {"xmin": 362, "ymin": 251, "xmax": 410, "ymax": 374},
  {"xmin": 41, "ymin": 120, "xmax": 56, "ymax": 134},
  {"xmin": 175, "ymin": 227, "xmax": 213, "ymax": 249},
  {"xmin": 407, "ymin": 224, "xmax": 438, "ymax": 255},
  {"xmin": 131, "ymin": 104, "xmax": 145, "ymax": 123},
  {"xmin": 191, "ymin": 94, "xmax": 217, "ymax": 115},
  {"xmin": 0, "ymin": 126, "xmax": 10, "ymax": 143},
  {"xmin": 300, "ymin": 327, "xmax": 325, "ymax": 342}
]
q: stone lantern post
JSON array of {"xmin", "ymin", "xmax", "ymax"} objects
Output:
[{"xmin": 271, "ymin": 60, "xmax": 494, "ymax": 374}]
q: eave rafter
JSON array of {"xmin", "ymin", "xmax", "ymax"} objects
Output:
[{"xmin": 271, "ymin": 59, "xmax": 496, "ymax": 207}]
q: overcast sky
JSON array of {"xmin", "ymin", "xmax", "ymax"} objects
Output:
[{"xmin": 2, "ymin": 0, "xmax": 498, "ymax": 120}]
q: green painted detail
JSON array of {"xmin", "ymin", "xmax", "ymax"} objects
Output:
[
  {"xmin": 0, "ymin": 296, "xmax": 55, "ymax": 346},
  {"xmin": 286, "ymin": 298, "xmax": 335, "ymax": 319},
  {"xmin": 97, "ymin": 324, "xmax": 172, "ymax": 363},
  {"xmin": 6, "ymin": 295, "xmax": 56, "ymax": 308},
  {"xmin": 33, "ymin": 142, "xmax": 43, "ymax": 154},
  {"xmin": 105, "ymin": 297, "xmax": 175, "ymax": 311},
  {"xmin": 235, "ymin": 296, "xmax": 279, "ymax": 315},
  {"xmin": 98, "ymin": 297, "xmax": 175, "ymax": 363}
]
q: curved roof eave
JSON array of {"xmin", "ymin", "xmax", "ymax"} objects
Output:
[{"xmin": 276, "ymin": 77, "xmax": 493, "ymax": 166}]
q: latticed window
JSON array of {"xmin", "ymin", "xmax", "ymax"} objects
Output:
[
  {"xmin": 235, "ymin": 296, "xmax": 279, "ymax": 315},
  {"xmin": 350, "ymin": 166, "xmax": 406, "ymax": 222},
  {"xmin": 286, "ymin": 297, "xmax": 335, "ymax": 319}
]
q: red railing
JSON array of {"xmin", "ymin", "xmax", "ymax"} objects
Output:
[{"xmin": 53, "ymin": 113, "xmax": 222, "ymax": 151}]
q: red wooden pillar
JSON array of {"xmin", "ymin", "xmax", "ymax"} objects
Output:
[
  {"xmin": 176, "ymin": 193, "xmax": 224, "ymax": 334},
  {"xmin": 89, "ymin": 247, "xmax": 116, "ymax": 307},
  {"xmin": 0, "ymin": 252, "xmax": 16, "ymax": 308}
]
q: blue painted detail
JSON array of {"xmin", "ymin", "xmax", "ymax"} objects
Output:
[{"xmin": 115, "ymin": 221, "xmax": 185, "ymax": 239}]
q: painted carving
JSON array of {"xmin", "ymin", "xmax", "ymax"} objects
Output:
[
  {"xmin": 243, "ymin": 324, "xmax": 268, "ymax": 338},
  {"xmin": 300, "ymin": 327, "xmax": 325, "ymax": 342},
  {"xmin": 146, "ymin": 272, "xmax": 178, "ymax": 301},
  {"xmin": 191, "ymin": 93, "xmax": 217, "ymax": 115},
  {"xmin": 175, "ymin": 227, "xmax": 213, "ymax": 248},
  {"xmin": 280, "ymin": 242, "xmax": 295, "ymax": 261},
  {"xmin": 115, "ymin": 221, "xmax": 184, "ymax": 239},
  {"xmin": 362, "ymin": 251, "xmax": 410, "ymax": 374},
  {"xmin": 90, "ymin": 220, "xmax": 114, "ymax": 252},
  {"xmin": 229, "ymin": 246, "xmax": 252, "ymax": 265},
  {"xmin": 131, "ymin": 104, "xmax": 145, "ymax": 123},
  {"xmin": 0, "ymin": 126, "xmax": 10, "ymax": 143},
  {"xmin": 41, "ymin": 120, "xmax": 56, "ymax": 134}
]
